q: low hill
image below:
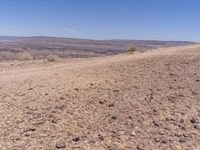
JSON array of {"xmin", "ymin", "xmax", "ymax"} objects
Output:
[{"xmin": 0, "ymin": 36, "xmax": 195, "ymax": 60}]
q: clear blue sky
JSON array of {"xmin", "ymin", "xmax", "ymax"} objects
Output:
[{"xmin": 0, "ymin": 0, "xmax": 199, "ymax": 41}]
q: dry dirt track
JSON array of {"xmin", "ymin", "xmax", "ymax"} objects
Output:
[{"xmin": 1, "ymin": 45, "xmax": 200, "ymax": 150}]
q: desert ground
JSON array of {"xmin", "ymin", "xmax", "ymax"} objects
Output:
[{"xmin": 1, "ymin": 44, "xmax": 200, "ymax": 150}]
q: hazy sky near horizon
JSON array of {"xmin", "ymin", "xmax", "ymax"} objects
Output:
[{"xmin": 0, "ymin": 0, "xmax": 200, "ymax": 41}]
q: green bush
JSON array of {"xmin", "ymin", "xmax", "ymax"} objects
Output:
[{"xmin": 128, "ymin": 46, "xmax": 136, "ymax": 53}]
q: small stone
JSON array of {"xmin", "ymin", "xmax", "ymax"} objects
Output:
[
  {"xmin": 52, "ymin": 119, "xmax": 58, "ymax": 123},
  {"xmin": 191, "ymin": 117, "xmax": 198, "ymax": 124},
  {"xmin": 55, "ymin": 140, "xmax": 66, "ymax": 149},
  {"xmin": 74, "ymin": 88, "xmax": 79, "ymax": 91},
  {"xmin": 72, "ymin": 136, "xmax": 80, "ymax": 142},
  {"xmin": 171, "ymin": 144, "xmax": 182, "ymax": 150},
  {"xmin": 32, "ymin": 120, "xmax": 45, "ymax": 126},
  {"xmin": 113, "ymin": 89, "xmax": 119, "ymax": 93},
  {"xmin": 153, "ymin": 121, "xmax": 159, "ymax": 127},
  {"xmin": 98, "ymin": 134, "xmax": 104, "ymax": 140},
  {"xmin": 180, "ymin": 126, "xmax": 186, "ymax": 131},
  {"xmin": 24, "ymin": 133, "xmax": 31, "ymax": 137},
  {"xmin": 27, "ymin": 88, "xmax": 33, "ymax": 90},
  {"xmin": 23, "ymin": 127, "xmax": 36, "ymax": 132},
  {"xmin": 60, "ymin": 97, "xmax": 65, "ymax": 100},
  {"xmin": 131, "ymin": 131, "xmax": 136, "ymax": 136},
  {"xmin": 179, "ymin": 138, "xmax": 186, "ymax": 143},
  {"xmin": 111, "ymin": 115, "xmax": 117, "ymax": 120},
  {"xmin": 119, "ymin": 130, "xmax": 125, "ymax": 135},
  {"xmin": 180, "ymin": 119, "xmax": 184, "ymax": 123},
  {"xmin": 194, "ymin": 124, "xmax": 200, "ymax": 130},
  {"xmin": 108, "ymin": 103, "xmax": 115, "ymax": 107},
  {"xmin": 159, "ymin": 131, "xmax": 165, "ymax": 135},
  {"xmin": 137, "ymin": 143, "xmax": 145, "ymax": 150},
  {"xmin": 99, "ymin": 100, "xmax": 104, "ymax": 104},
  {"xmin": 155, "ymin": 138, "xmax": 160, "ymax": 142},
  {"xmin": 129, "ymin": 116, "xmax": 133, "ymax": 119},
  {"xmin": 161, "ymin": 139, "xmax": 168, "ymax": 144},
  {"xmin": 107, "ymin": 144, "xmax": 117, "ymax": 150}
]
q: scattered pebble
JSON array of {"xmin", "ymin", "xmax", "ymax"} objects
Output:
[
  {"xmin": 113, "ymin": 89, "xmax": 119, "ymax": 93},
  {"xmin": 23, "ymin": 127, "xmax": 36, "ymax": 132},
  {"xmin": 107, "ymin": 144, "xmax": 117, "ymax": 150},
  {"xmin": 191, "ymin": 117, "xmax": 198, "ymax": 124},
  {"xmin": 108, "ymin": 103, "xmax": 115, "ymax": 107},
  {"xmin": 99, "ymin": 100, "xmax": 104, "ymax": 104},
  {"xmin": 194, "ymin": 124, "xmax": 200, "ymax": 130},
  {"xmin": 55, "ymin": 140, "xmax": 66, "ymax": 149},
  {"xmin": 72, "ymin": 136, "xmax": 80, "ymax": 142},
  {"xmin": 137, "ymin": 143, "xmax": 145, "ymax": 150},
  {"xmin": 98, "ymin": 134, "xmax": 104, "ymax": 140},
  {"xmin": 111, "ymin": 115, "xmax": 117, "ymax": 120},
  {"xmin": 74, "ymin": 88, "xmax": 79, "ymax": 91},
  {"xmin": 131, "ymin": 131, "xmax": 136, "ymax": 136}
]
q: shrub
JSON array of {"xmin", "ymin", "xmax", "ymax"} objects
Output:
[
  {"xmin": 18, "ymin": 52, "xmax": 34, "ymax": 61},
  {"xmin": 47, "ymin": 54, "xmax": 59, "ymax": 62},
  {"xmin": 128, "ymin": 46, "xmax": 136, "ymax": 53},
  {"xmin": 0, "ymin": 51, "xmax": 33, "ymax": 61}
]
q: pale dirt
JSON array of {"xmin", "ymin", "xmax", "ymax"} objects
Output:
[{"xmin": 1, "ymin": 44, "xmax": 200, "ymax": 150}]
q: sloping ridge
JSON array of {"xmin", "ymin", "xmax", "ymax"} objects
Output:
[{"xmin": 1, "ymin": 44, "xmax": 200, "ymax": 149}]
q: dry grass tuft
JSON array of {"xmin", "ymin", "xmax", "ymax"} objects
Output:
[
  {"xmin": 46, "ymin": 54, "xmax": 59, "ymax": 62},
  {"xmin": 0, "ymin": 51, "xmax": 33, "ymax": 61},
  {"xmin": 17, "ymin": 52, "xmax": 34, "ymax": 61}
]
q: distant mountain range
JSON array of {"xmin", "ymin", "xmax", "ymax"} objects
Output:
[{"xmin": 0, "ymin": 36, "xmax": 196, "ymax": 59}]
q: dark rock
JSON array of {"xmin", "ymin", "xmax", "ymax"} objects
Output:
[
  {"xmin": 180, "ymin": 119, "xmax": 184, "ymax": 123},
  {"xmin": 24, "ymin": 133, "xmax": 31, "ymax": 137},
  {"xmin": 52, "ymin": 119, "xmax": 58, "ymax": 123},
  {"xmin": 179, "ymin": 138, "xmax": 186, "ymax": 143},
  {"xmin": 27, "ymin": 88, "xmax": 33, "ymax": 90},
  {"xmin": 98, "ymin": 134, "xmax": 104, "ymax": 140},
  {"xmin": 161, "ymin": 139, "xmax": 168, "ymax": 144},
  {"xmin": 72, "ymin": 136, "xmax": 80, "ymax": 142},
  {"xmin": 60, "ymin": 97, "xmax": 65, "ymax": 100},
  {"xmin": 74, "ymin": 88, "xmax": 79, "ymax": 91},
  {"xmin": 111, "ymin": 115, "xmax": 117, "ymax": 120},
  {"xmin": 108, "ymin": 103, "xmax": 115, "ymax": 107},
  {"xmin": 99, "ymin": 100, "xmax": 104, "ymax": 104},
  {"xmin": 113, "ymin": 89, "xmax": 119, "ymax": 93},
  {"xmin": 191, "ymin": 117, "xmax": 198, "ymax": 124},
  {"xmin": 194, "ymin": 124, "xmax": 200, "ymax": 130},
  {"xmin": 155, "ymin": 138, "xmax": 160, "ymax": 142},
  {"xmin": 153, "ymin": 121, "xmax": 159, "ymax": 127}
]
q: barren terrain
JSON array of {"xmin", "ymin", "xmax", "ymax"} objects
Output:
[
  {"xmin": 1, "ymin": 44, "xmax": 200, "ymax": 150},
  {"xmin": 0, "ymin": 36, "xmax": 195, "ymax": 60}
]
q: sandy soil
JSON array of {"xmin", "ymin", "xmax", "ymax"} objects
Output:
[{"xmin": 1, "ymin": 44, "xmax": 200, "ymax": 150}]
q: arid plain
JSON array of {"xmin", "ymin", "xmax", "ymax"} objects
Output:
[{"xmin": 1, "ymin": 44, "xmax": 200, "ymax": 150}]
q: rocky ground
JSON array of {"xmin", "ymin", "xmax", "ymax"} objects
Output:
[{"xmin": 1, "ymin": 44, "xmax": 200, "ymax": 150}]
